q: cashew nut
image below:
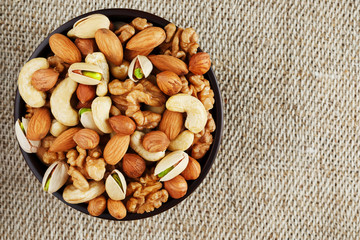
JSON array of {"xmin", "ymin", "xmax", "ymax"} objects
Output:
[
  {"xmin": 50, "ymin": 119, "xmax": 68, "ymax": 137},
  {"xmin": 50, "ymin": 77, "xmax": 79, "ymax": 126},
  {"xmin": 130, "ymin": 131, "xmax": 165, "ymax": 161},
  {"xmin": 168, "ymin": 130, "xmax": 194, "ymax": 151},
  {"xmin": 18, "ymin": 58, "xmax": 48, "ymax": 107},
  {"xmin": 165, "ymin": 93, "xmax": 207, "ymax": 134},
  {"xmin": 91, "ymin": 96, "xmax": 112, "ymax": 133},
  {"xmin": 86, "ymin": 52, "xmax": 109, "ymax": 97},
  {"xmin": 63, "ymin": 180, "xmax": 105, "ymax": 204}
]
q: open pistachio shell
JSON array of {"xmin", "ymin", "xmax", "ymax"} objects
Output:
[
  {"xmin": 67, "ymin": 14, "xmax": 110, "ymax": 38},
  {"xmin": 128, "ymin": 55, "xmax": 153, "ymax": 82},
  {"xmin": 68, "ymin": 63, "xmax": 103, "ymax": 85},
  {"xmin": 105, "ymin": 169, "xmax": 127, "ymax": 200},
  {"xmin": 15, "ymin": 118, "xmax": 40, "ymax": 153},
  {"xmin": 79, "ymin": 109, "xmax": 103, "ymax": 134},
  {"xmin": 42, "ymin": 161, "xmax": 69, "ymax": 194},
  {"xmin": 154, "ymin": 151, "xmax": 189, "ymax": 182}
]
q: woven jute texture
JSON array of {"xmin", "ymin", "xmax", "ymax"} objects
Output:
[{"xmin": 1, "ymin": 0, "xmax": 360, "ymax": 239}]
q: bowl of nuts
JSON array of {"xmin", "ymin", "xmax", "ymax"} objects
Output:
[{"xmin": 14, "ymin": 8, "xmax": 223, "ymax": 220}]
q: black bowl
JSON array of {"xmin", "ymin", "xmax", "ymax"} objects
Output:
[{"xmin": 14, "ymin": 8, "xmax": 223, "ymax": 220}]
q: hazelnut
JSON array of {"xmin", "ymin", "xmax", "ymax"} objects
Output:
[
  {"xmin": 188, "ymin": 52, "xmax": 211, "ymax": 75},
  {"xmin": 181, "ymin": 157, "xmax": 201, "ymax": 180},
  {"xmin": 142, "ymin": 131, "xmax": 170, "ymax": 152},
  {"xmin": 122, "ymin": 153, "xmax": 146, "ymax": 178},
  {"xmin": 74, "ymin": 38, "xmax": 98, "ymax": 57},
  {"xmin": 107, "ymin": 199, "xmax": 127, "ymax": 219},
  {"xmin": 31, "ymin": 68, "xmax": 59, "ymax": 91},
  {"xmin": 76, "ymin": 84, "xmax": 96, "ymax": 103},
  {"xmin": 109, "ymin": 115, "xmax": 136, "ymax": 135},
  {"xmin": 156, "ymin": 71, "xmax": 182, "ymax": 96},
  {"xmin": 164, "ymin": 175, "xmax": 188, "ymax": 199},
  {"xmin": 87, "ymin": 195, "xmax": 106, "ymax": 216}
]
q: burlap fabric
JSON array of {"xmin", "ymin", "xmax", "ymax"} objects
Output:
[{"xmin": 1, "ymin": 0, "xmax": 360, "ymax": 239}]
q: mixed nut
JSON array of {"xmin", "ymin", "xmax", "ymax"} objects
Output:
[{"xmin": 16, "ymin": 14, "xmax": 216, "ymax": 219}]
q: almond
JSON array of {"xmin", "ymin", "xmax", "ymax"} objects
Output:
[
  {"xmin": 95, "ymin": 28, "xmax": 123, "ymax": 65},
  {"xmin": 142, "ymin": 131, "xmax": 170, "ymax": 152},
  {"xmin": 31, "ymin": 68, "xmax": 59, "ymax": 91},
  {"xmin": 49, "ymin": 127, "xmax": 81, "ymax": 152},
  {"xmin": 74, "ymin": 38, "xmax": 98, "ymax": 57},
  {"xmin": 49, "ymin": 33, "xmax": 82, "ymax": 64},
  {"xmin": 109, "ymin": 115, "xmax": 136, "ymax": 135},
  {"xmin": 189, "ymin": 52, "xmax": 211, "ymax": 75},
  {"xmin": 156, "ymin": 71, "xmax": 182, "ymax": 96},
  {"xmin": 26, "ymin": 108, "xmax": 51, "ymax": 141},
  {"xmin": 76, "ymin": 84, "xmax": 96, "ymax": 103},
  {"xmin": 126, "ymin": 27, "xmax": 165, "ymax": 51},
  {"xmin": 124, "ymin": 48, "xmax": 153, "ymax": 61},
  {"xmin": 122, "ymin": 153, "xmax": 146, "ymax": 178},
  {"xmin": 73, "ymin": 129, "xmax": 100, "ymax": 149},
  {"xmin": 159, "ymin": 110, "xmax": 184, "ymax": 140},
  {"xmin": 148, "ymin": 55, "xmax": 188, "ymax": 75},
  {"xmin": 103, "ymin": 134, "xmax": 130, "ymax": 165}
]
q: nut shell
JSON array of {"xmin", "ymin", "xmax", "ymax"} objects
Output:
[
  {"xmin": 142, "ymin": 131, "xmax": 170, "ymax": 152},
  {"xmin": 73, "ymin": 129, "xmax": 100, "ymax": 149},
  {"xmin": 49, "ymin": 33, "xmax": 82, "ymax": 64},
  {"xmin": 164, "ymin": 175, "xmax": 188, "ymax": 199},
  {"xmin": 122, "ymin": 153, "xmax": 146, "ymax": 178},
  {"xmin": 103, "ymin": 134, "xmax": 130, "ymax": 165},
  {"xmin": 156, "ymin": 71, "xmax": 182, "ymax": 96},
  {"xmin": 159, "ymin": 110, "xmax": 184, "ymax": 140},
  {"xmin": 31, "ymin": 68, "xmax": 59, "ymax": 91},
  {"xmin": 87, "ymin": 195, "xmax": 106, "ymax": 216},
  {"xmin": 95, "ymin": 28, "xmax": 123, "ymax": 65},
  {"xmin": 26, "ymin": 108, "xmax": 51, "ymax": 141},
  {"xmin": 107, "ymin": 199, "xmax": 127, "ymax": 219},
  {"xmin": 181, "ymin": 157, "xmax": 201, "ymax": 180},
  {"xmin": 109, "ymin": 115, "xmax": 136, "ymax": 135}
]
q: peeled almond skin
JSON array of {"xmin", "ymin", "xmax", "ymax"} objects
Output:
[{"xmin": 95, "ymin": 28, "xmax": 123, "ymax": 65}]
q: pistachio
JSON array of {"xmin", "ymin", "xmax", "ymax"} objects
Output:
[
  {"xmin": 42, "ymin": 161, "xmax": 69, "ymax": 194},
  {"xmin": 68, "ymin": 63, "xmax": 103, "ymax": 85},
  {"xmin": 67, "ymin": 14, "xmax": 110, "ymax": 38},
  {"xmin": 79, "ymin": 108, "xmax": 102, "ymax": 134},
  {"xmin": 105, "ymin": 169, "xmax": 127, "ymax": 200},
  {"xmin": 128, "ymin": 55, "xmax": 153, "ymax": 82},
  {"xmin": 15, "ymin": 118, "xmax": 40, "ymax": 153},
  {"xmin": 154, "ymin": 151, "xmax": 189, "ymax": 182}
]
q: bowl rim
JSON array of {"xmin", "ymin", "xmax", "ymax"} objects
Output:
[{"xmin": 14, "ymin": 8, "xmax": 223, "ymax": 221}]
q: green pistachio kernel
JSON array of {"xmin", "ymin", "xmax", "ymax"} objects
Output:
[
  {"xmin": 44, "ymin": 176, "xmax": 51, "ymax": 192},
  {"xmin": 79, "ymin": 108, "xmax": 91, "ymax": 116},
  {"xmin": 20, "ymin": 121, "xmax": 25, "ymax": 133},
  {"xmin": 134, "ymin": 68, "xmax": 144, "ymax": 79},
  {"xmin": 112, "ymin": 173, "xmax": 123, "ymax": 189},
  {"xmin": 157, "ymin": 166, "xmax": 174, "ymax": 178},
  {"xmin": 82, "ymin": 71, "xmax": 102, "ymax": 80}
]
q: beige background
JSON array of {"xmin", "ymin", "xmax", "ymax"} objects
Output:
[{"xmin": 1, "ymin": 0, "xmax": 360, "ymax": 239}]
